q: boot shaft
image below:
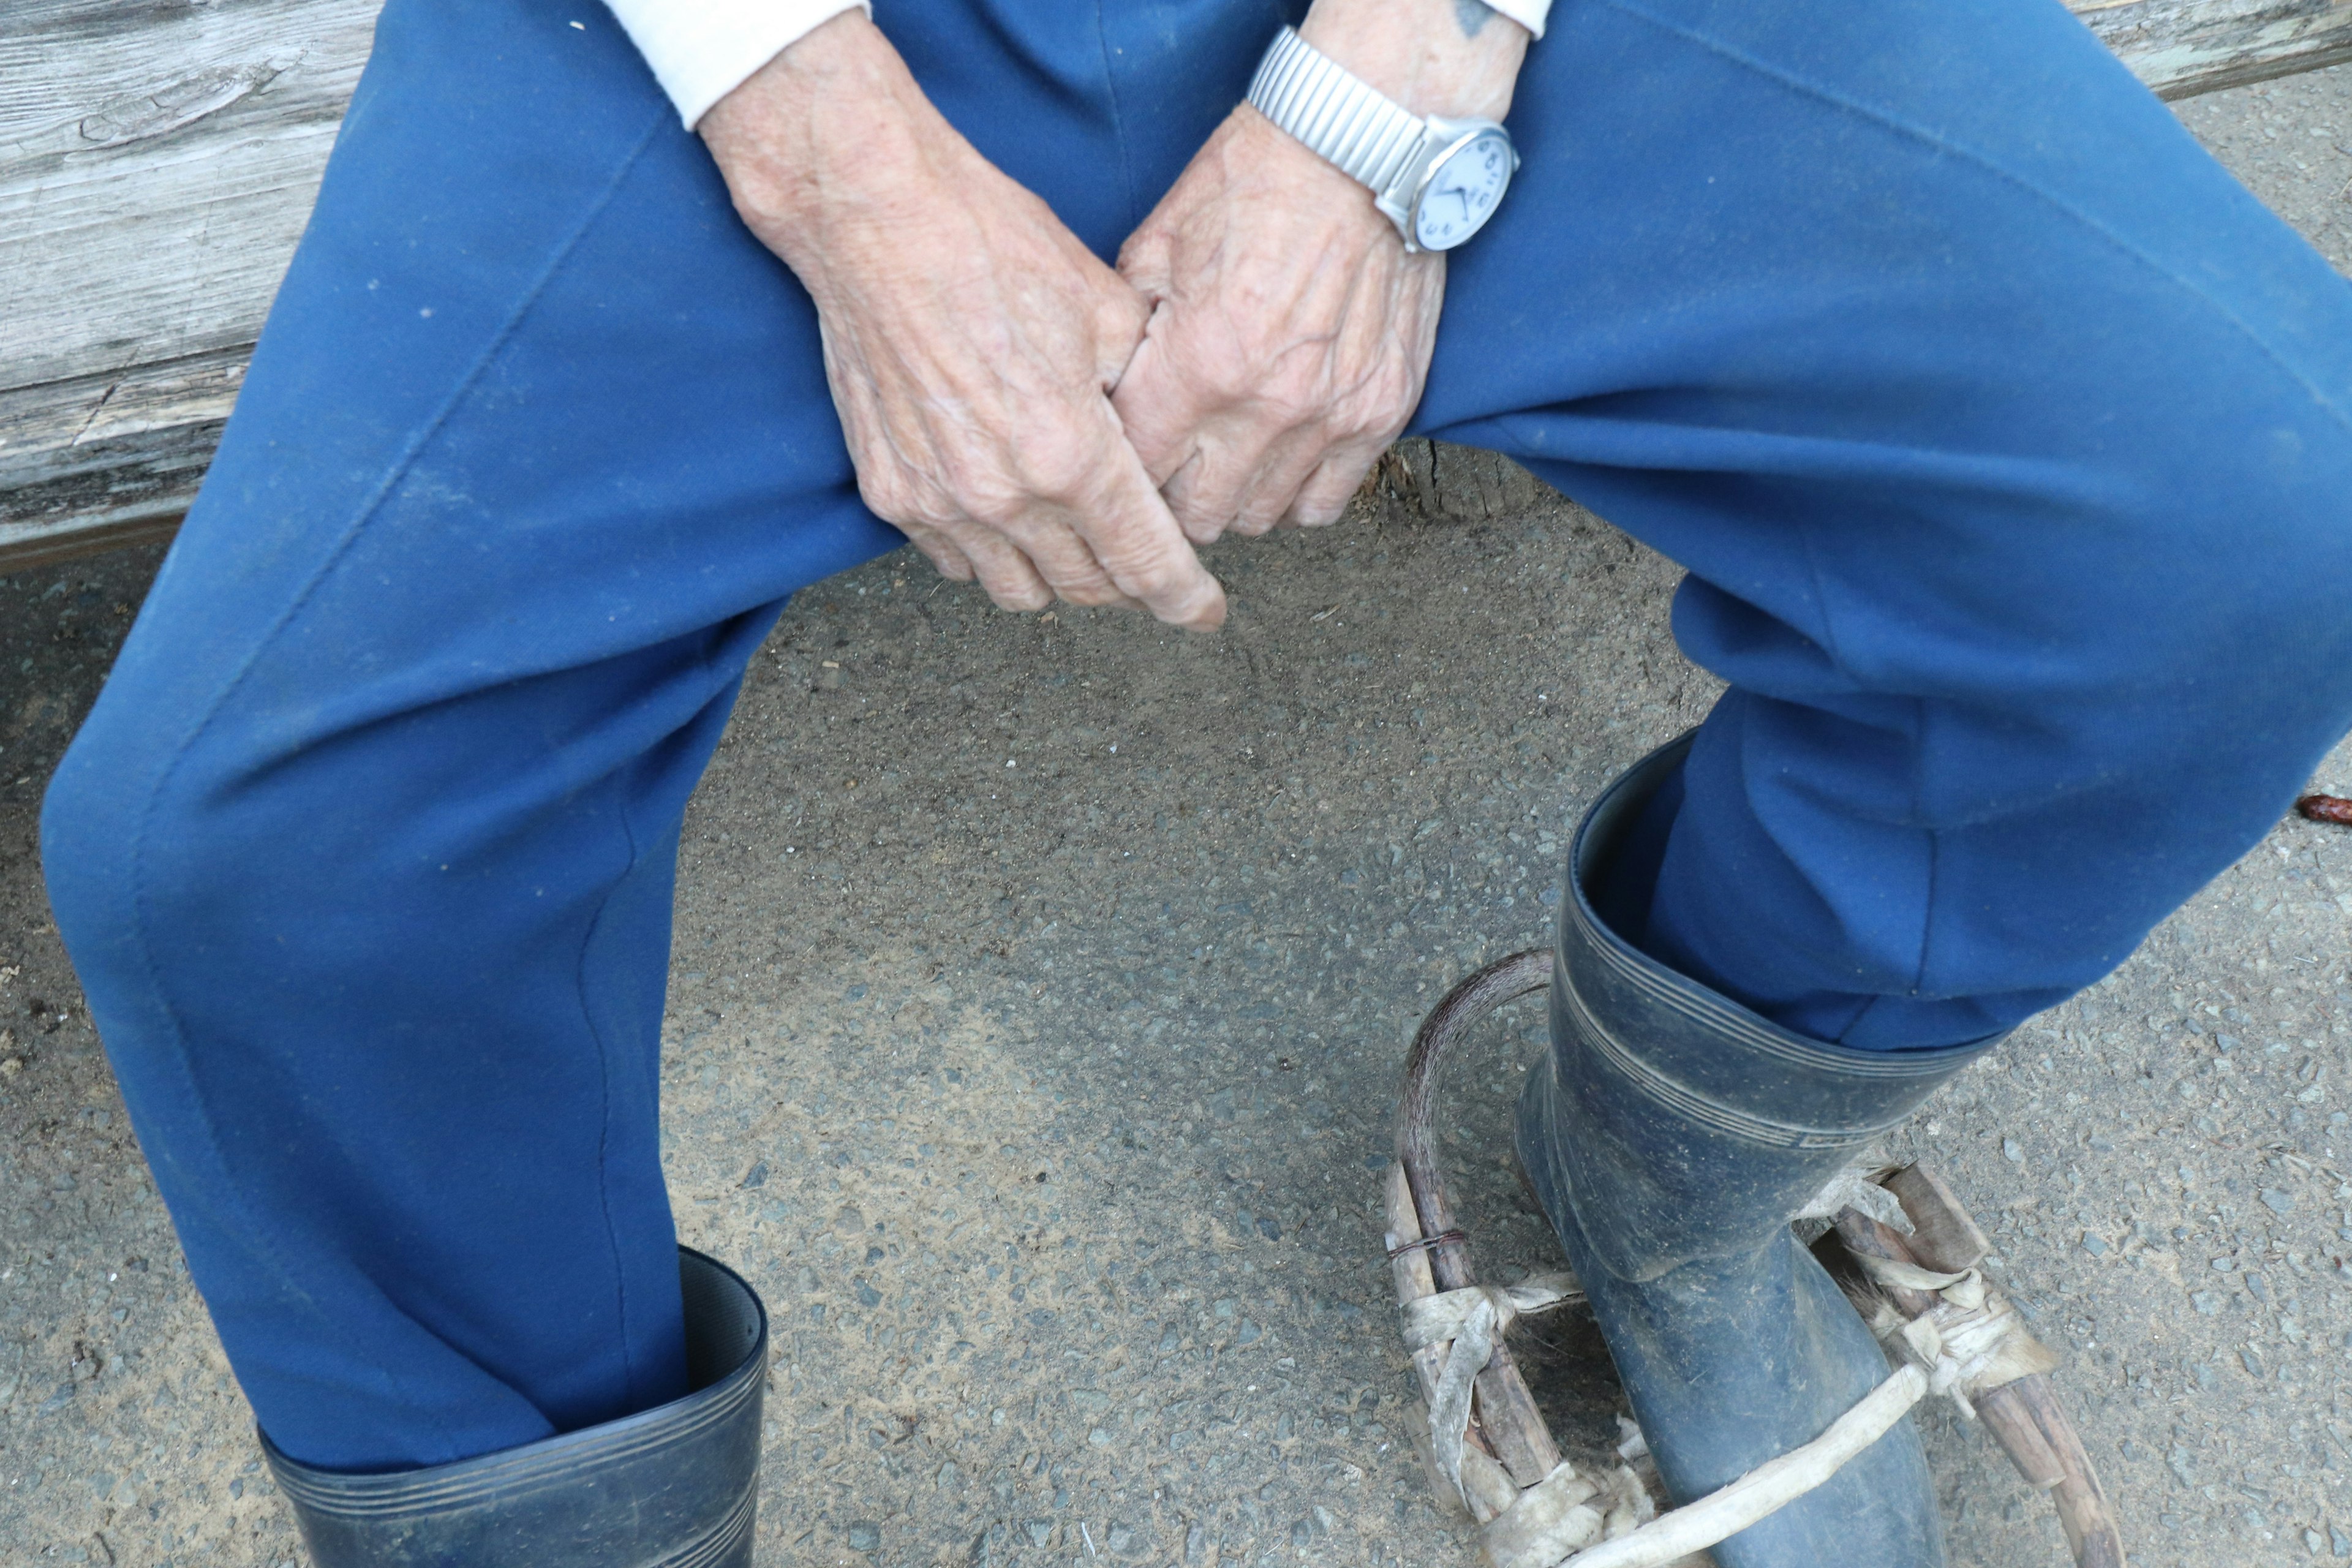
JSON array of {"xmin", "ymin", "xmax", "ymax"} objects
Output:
[
  {"xmin": 1540, "ymin": 735, "xmax": 1997, "ymax": 1282},
  {"xmin": 264, "ymin": 1248, "xmax": 767, "ymax": 1568}
]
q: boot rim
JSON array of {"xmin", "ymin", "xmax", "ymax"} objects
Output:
[
  {"xmin": 259, "ymin": 1246, "xmax": 767, "ymax": 1519},
  {"xmin": 1566, "ymin": 731, "xmax": 2003, "ymax": 1087}
]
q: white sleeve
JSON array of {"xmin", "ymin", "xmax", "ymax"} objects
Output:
[
  {"xmin": 604, "ymin": 0, "xmax": 873, "ymax": 127},
  {"xmin": 1479, "ymin": 0, "xmax": 1549, "ymax": 38}
]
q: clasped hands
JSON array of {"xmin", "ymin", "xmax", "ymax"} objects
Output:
[{"xmin": 700, "ymin": 0, "xmax": 1525, "ymax": 631}]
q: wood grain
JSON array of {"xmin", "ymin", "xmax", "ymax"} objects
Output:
[
  {"xmin": 1, "ymin": 0, "xmax": 376, "ymax": 567},
  {"xmin": 2081, "ymin": 0, "xmax": 2352, "ymax": 99},
  {"xmin": 5, "ymin": 0, "xmax": 2348, "ymax": 568}
]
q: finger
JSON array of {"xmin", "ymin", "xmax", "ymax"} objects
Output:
[
  {"xmin": 1107, "ymin": 321, "xmax": 1200, "ymax": 490},
  {"xmin": 899, "ymin": 523, "xmax": 978, "ymax": 582},
  {"xmin": 1156, "ymin": 410, "xmax": 1291, "ymax": 545},
  {"xmin": 1093, "ymin": 279, "xmax": 1153, "ymax": 390},
  {"xmin": 1284, "ymin": 447, "xmax": 1382, "ymax": 529},
  {"xmin": 1167, "ymin": 421, "xmax": 1308, "ymax": 543},
  {"xmin": 1230, "ymin": 429, "xmax": 1329, "ymax": 538},
  {"xmin": 1076, "ymin": 406, "xmax": 1226, "ymax": 631},
  {"xmin": 996, "ymin": 510, "xmax": 1142, "ymax": 609},
  {"xmin": 1115, "ymin": 226, "xmax": 1174, "ymax": 306},
  {"xmin": 1155, "ymin": 447, "xmax": 1226, "ymax": 547},
  {"xmin": 953, "ymin": 529, "xmax": 1056, "ymax": 613}
]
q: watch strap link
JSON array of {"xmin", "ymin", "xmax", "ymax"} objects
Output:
[{"xmin": 1246, "ymin": 27, "xmax": 1427, "ymax": 197}]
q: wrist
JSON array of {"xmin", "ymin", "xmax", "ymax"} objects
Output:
[
  {"xmin": 698, "ymin": 12, "xmax": 956, "ymax": 273},
  {"xmin": 1298, "ymin": 0, "xmax": 1528, "ymax": 122}
]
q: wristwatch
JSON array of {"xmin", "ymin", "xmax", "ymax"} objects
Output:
[{"xmin": 1245, "ymin": 25, "xmax": 1518, "ymax": 254}]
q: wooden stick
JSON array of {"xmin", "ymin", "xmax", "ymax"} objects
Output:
[
  {"xmin": 1844, "ymin": 1170, "xmax": 2127, "ymax": 1567},
  {"xmin": 1833, "ymin": 1208, "xmax": 2067, "ymax": 1491},
  {"xmin": 1384, "ymin": 1161, "xmax": 1518, "ymax": 1525},
  {"xmin": 1395, "ymin": 949, "xmax": 1564, "ymax": 1488},
  {"xmin": 2011, "ymin": 1375, "xmax": 2128, "ymax": 1568},
  {"xmin": 1880, "ymin": 1164, "xmax": 1991, "ymax": 1272}
]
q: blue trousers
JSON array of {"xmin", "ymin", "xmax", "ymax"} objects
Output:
[{"xmin": 42, "ymin": 0, "xmax": 2352, "ymax": 1472}]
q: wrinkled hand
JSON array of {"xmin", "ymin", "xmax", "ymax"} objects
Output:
[
  {"xmin": 702, "ymin": 15, "xmax": 1223, "ymax": 628},
  {"xmin": 1113, "ymin": 108, "xmax": 1445, "ymax": 543}
]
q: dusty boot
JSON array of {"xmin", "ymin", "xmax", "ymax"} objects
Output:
[
  {"xmin": 263, "ymin": 1248, "xmax": 767, "ymax": 1567},
  {"xmin": 1516, "ymin": 736, "xmax": 1996, "ymax": 1567}
]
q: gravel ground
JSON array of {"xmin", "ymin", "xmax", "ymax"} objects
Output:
[{"xmin": 2, "ymin": 62, "xmax": 2350, "ymax": 1568}]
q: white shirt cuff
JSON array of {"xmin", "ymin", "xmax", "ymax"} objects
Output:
[
  {"xmin": 1480, "ymin": 0, "xmax": 1549, "ymax": 39},
  {"xmin": 605, "ymin": 0, "xmax": 872, "ymax": 127}
]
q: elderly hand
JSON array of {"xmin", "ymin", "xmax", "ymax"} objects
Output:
[
  {"xmin": 701, "ymin": 13, "xmax": 1224, "ymax": 629},
  {"xmin": 1112, "ymin": 0, "xmax": 1526, "ymax": 543}
]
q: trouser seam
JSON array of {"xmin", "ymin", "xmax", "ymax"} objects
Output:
[
  {"xmin": 571, "ymin": 631, "xmax": 741, "ymax": 1415},
  {"xmin": 1092, "ymin": 0, "xmax": 1144, "ymax": 234},
  {"xmin": 579, "ymin": 771, "xmax": 649, "ymax": 1411}
]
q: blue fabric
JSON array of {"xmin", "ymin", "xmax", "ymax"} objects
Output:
[{"xmin": 40, "ymin": 0, "xmax": 2352, "ymax": 1474}]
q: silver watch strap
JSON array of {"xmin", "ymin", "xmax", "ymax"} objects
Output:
[{"xmin": 1246, "ymin": 26, "xmax": 1427, "ymax": 197}]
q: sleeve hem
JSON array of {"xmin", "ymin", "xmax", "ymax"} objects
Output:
[
  {"xmin": 1479, "ymin": 0, "xmax": 1548, "ymax": 40},
  {"xmin": 603, "ymin": 0, "xmax": 873, "ymax": 128}
]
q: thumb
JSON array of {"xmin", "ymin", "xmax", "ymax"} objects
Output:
[
  {"xmin": 1107, "ymin": 324, "xmax": 1199, "ymax": 490},
  {"xmin": 1115, "ymin": 224, "xmax": 1174, "ymax": 304}
]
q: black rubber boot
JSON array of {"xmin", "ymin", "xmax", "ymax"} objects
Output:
[
  {"xmin": 262, "ymin": 1247, "xmax": 767, "ymax": 1567},
  {"xmin": 1516, "ymin": 735, "xmax": 1998, "ymax": 1567}
]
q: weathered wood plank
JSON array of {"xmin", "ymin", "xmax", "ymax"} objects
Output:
[
  {"xmin": 2081, "ymin": 0, "xmax": 2352, "ymax": 99},
  {"xmin": 2, "ymin": 0, "xmax": 2346, "ymax": 571},
  {"xmin": 2088, "ymin": 0, "xmax": 2342, "ymax": 97},
  {"xmin": 0, "ymin": 349, "xmax": 246, "ymax": 568},
  {"xmin": 1, "ymin": 0, "xmax": 377, "ymax": 569}
]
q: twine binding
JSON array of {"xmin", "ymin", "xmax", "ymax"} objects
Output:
[{"xmin": 1386, "ymin": 949, "xmax": 2128, "ymax": 1568}]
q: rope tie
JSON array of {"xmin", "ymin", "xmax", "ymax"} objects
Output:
[
  {"xmin": 1390, "ymin": 1229, "xmax": 2061, "ymax": 1568},
  {"xmin": 1479, "ymin": 1460, "xmax": 1659, "ymax": 1568},
  {"xmin": 1398, "ymin": 1274, "xmax": 1585, "ymax": 1508},
  {"xmin": 1854, "ymin": 1253, "xmax": 2060, "ymax": 1420}
]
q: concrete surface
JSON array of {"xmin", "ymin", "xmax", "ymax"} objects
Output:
[{"xmin": 3, "ymin": 64, "xmax": 2351, "ymax": 1568}]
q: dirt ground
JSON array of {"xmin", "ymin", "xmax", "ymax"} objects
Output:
[{"xmin": 3, "ymin": 62, "xmax": 2351, "ymax": 1568}]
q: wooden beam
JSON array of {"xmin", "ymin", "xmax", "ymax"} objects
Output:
[
  {"xmin": 1, "ymin": 0, "xmax": 374, "ymax": 571},
  {"xmin": 3, "ymin": 0, "xmax": 2348, "ymax": 573},
  {"xmin": 2081, "ymin": 0, "xmax": 2352, "ymax": 98}
]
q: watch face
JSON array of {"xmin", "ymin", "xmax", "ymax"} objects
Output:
[{"xmin": 1412, "ymin": 130, "xmax": 1514, "ymax": 252}]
